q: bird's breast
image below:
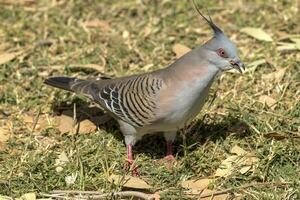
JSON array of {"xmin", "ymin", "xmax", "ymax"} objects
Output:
[{"xmin": 155, "ymin": 73, "xmax": 215, "ymax": 130}]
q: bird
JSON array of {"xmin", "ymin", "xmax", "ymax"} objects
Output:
[{"xmin": 44, "ymin": 1, "xmax": 244, "ymax": 176}]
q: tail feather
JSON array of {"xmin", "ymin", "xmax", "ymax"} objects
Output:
[{"xmin": 44, "ymin": 77, "xmax": 89, "ymax": 94}]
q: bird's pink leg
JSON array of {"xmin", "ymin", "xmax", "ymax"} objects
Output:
[
  {"xmin": 164, "ymin": 140, "xmax": 175, "ymax": 161},
  {"xmin": 126, "ymin": 144, "xmax": 139, "ymax": 176}
]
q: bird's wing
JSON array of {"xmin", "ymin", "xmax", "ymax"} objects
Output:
[{"xmin": 88, "ymin": 73, "xmax": 164, "ymax": 127}]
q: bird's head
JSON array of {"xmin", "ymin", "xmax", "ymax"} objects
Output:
[{"xmin": 193, "ymin": 0, "xmax": 245, "ymax": 73}]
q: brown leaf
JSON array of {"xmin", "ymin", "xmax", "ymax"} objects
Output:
[
  {"xmin": 241, "ymin": 27, "xmax": 273, "ymax": 42},
  {"xmin": 150, "ymin": 192, "xmax": 161, "ymax": 200},
  {"xmin": 42, "ymin": 64, "xmax": 106, "ymax": 73},
  {"xmin": 214, "ymin": 148, "xmax": 259, "ymax": 177},
  {"xmin": 17, "ymin": 192, "xmax": 36, "ymax": 200},
  {"xmin": 0, "ymin": 0, "xmax": 36, "ymax": 6},
  {"xmin": 264, "ymin": 132, "xmax": 286, "ymax": 140},
  {"xmin": 0, "ymin": 127, "xmax": 11, "ymax": 150},
  {"xmin": 0, "ymin": 50, "xmax": 25, "ymax": 65},
  {"xmin": 122, "ymin": 30, "xmax": 130, "ymax": 39},
  {"xmin": 277, "ymin": 42, "xmax": 298, "ymax": 51},
  {"xmin": 56, "ymin": 112, "xmax": 75, "ymax": 134},
  {"xmin": 263, "ymin": 132, "xmax": 299, "ymax": 140},
  {"xmin": 214, "ymin": 155, "xmax": 239, "ymax": 177},
  {"xmin": 262, "ymin": 68, "xmax": 287, "ymax": 82},
  {"xmin": 55, "ymin": 151, "xmax": 69, "ymax": 172},
  {"xmin": 230, "ymin": 145, "xmax": 248, "ymax": 156},
  {"xmin": 292, "ymin": 38, "xmax": 300, "ymax": 50},
  {"xmin": 258, "ymin": 95, "xmax": 277, "ymax": 109},
  {"xmin": 108, "ymin": 174, "xmax": 152, "ymax": 189},
  {"xmin": 78, "ymin": 119, "xmax": 97, "ymax": 134},
  {"xmin": 0, "ymin": 43, "xmax": 11, "ymax": 52},
  {"xmin": 83, "ymin": 19, "xmax": 110, "ymax": 32},
  {"xmin": 22, "ymin": 113, "xmax": 57, "ymax": 131},
  {"xmin": 172, "ymin": 43, "xmax": 191, "ymax": 58},
  {"xmin": 181, "ymin": 178, "xmax": 211, "ymax": 195}
]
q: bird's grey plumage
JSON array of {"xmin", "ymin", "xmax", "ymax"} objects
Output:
[
  {"xmin": 44, "ymin": 2, "xmax": 245, "ymax": 175},
  {"xmin": 46, "ymin": 72, "xmax": 165, "ymax": 128}
]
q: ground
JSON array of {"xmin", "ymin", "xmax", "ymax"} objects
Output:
[{"xmin": 0, "ymin": 0, "xmax": 299, "ymax": 199}]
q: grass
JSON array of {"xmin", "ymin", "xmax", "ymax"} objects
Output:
[{"xmin": 0, "ymin": 0, "xmax": 299, "ymax": 199}]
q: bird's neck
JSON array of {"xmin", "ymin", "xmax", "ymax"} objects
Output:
[{"xmin": 164, "ymin": 48, "xmax": 219, "ymax": 84}]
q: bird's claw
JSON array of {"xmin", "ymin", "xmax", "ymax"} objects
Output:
[{"xmin": 125, "ymin": 159, "xmax": 139, "ymax": 176}]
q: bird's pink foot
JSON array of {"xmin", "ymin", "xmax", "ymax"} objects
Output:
[
  {"xmin": 163, "ymin": 141, "xmax": 176, "ymax": 170},
  {"xmin": 165, "ymin": 140, "xmax": 175, "ymax": 161},
  {"xmin": 124, "ymin": 144, "xmax": 139, "ymax": 176},
  {"xmin": 164, "ymin": 154, "xmax": 175, "ymax": 161}
]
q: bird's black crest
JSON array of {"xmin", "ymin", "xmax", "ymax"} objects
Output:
[{"xmin": 192, "ymin": 0, "xmax": 223, "ymax": 35}]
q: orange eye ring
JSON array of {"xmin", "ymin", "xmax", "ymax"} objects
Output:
[{"xmin": 217, "ymin": 48, "xmax": 228, "ymax": 58}]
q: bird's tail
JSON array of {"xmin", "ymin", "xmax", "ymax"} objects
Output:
[{"xmin": 44, "ymin": 77, "xmax": 92, "ymax": 94}]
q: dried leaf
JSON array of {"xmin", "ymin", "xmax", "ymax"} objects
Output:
[
  {"xmin": 108, "ymin": 174, "xmax": 152, "ymax": 189},
  {"xmin": 214, "ymin": 151, "xmax": 259, "ymax": 177},
  {"xmin": 55, "ymin": 151, "xmax": 69, "ymax": 166},
  {"xmin": 277, "ymin": 33, "xmax": 300, "ymax": 41},
  {"xmin": 56, "ymin": 112, "xmax": 74, "ymax": 134},
  {"xmin": 65, "ymin": 173, "xmax": 77, "ymax": 185},
  {"xmin": 258, "ymin": 95, "xmax": 277, "ymax": 109},
  {"xmin": 0, "ymin": 0, "xmax": 36, "ymax": 6},
  {"xmin": 150, "ymin": 192, "xmax": 161, "ymax": 200},
  {"xmin": 0, "ymin": 127, "xmax": 11, "ymax": 150},
  {"xmin": 243, "ymin": 156, "xmax": 259, "ymax": 165},
  {"xmin": 0, "ymin": 43, "xmax": 11, "ymax": 52},
  {"xmin": 263, "ymin": 132, "xmax": 295, "ymax": 140},
  {"xmin": 17, "ymin": 193, "xmax": 36, "ymax": 200},
  {"xmin": 54, "ymin": 151, "xmax": 69, "ymax": 172},
  {"xmin": 0, "ymin": 50, "xmax": 25, "ymax": 65},
  {"xmin": 172, "ymin": 43, "xmax": 191, "ymax": 58},
  {"xmin": 241, "ymin": 27, "xmax": 273, "ymax": 42},
  {"xmin": 141, "ymin": 26, "xmax": 152, "ymax": 38},
  {"xmin": 290, "ymin": 38, "xmax": 300, "ymax": 50},
  {"xmin": 78, "ymin": 119, "xmax": 97, "ymax": 133},
  {"xmin": 143, "ymin": 63, "xmax": 154, "ymax": 71},
  {"xmin": 181, "ymin": 178, "xmax": 211, "ymax": 195},
  {"xmin": 21, "ymin": 114, "xmax": 55, "ymax": 131},
  {"xmin": 122, "ymin": 30, "xmax": 130, "ymax": 39},
  {"xmin": 55, "ymin": 166, "xmax": 63, "ymax": 173},
  {"xmin": 230, "ymin": 145, "xmax": 248, "ymax": 156},
  {"xmin": 0, "ymin": 195, "xmax": 12, "ymax": 199},
  {"xmin": 277, "ymin": 42, "xmax": 298, "ymax": 51},
  {"xmin": 246, "ymin": 59, "xmax": 266, "ymax": 72},
  {"xmin": 84, "ymin": 19, "xmax": 110, "ymax": 32},
  {"xmin": 214, "ymin": 155, "xmax": 239, "ymax": 177},
  {"xmin": 262, "ymin": 68, "xmax": 286, "ymax": 82},
  {"xmin": 239, "ymin": 166, "xmax": 252, "ymax": 174}
]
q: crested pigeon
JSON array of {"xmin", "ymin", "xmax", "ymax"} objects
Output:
[{"xmin": 44, "ymin": 2, "xmax": 244, "ymax": 175}]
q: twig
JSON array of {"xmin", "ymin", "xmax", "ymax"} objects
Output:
[
  {"xmin": 31, "ymin": 109, "xmax": 41, "ymax": 132},
  {"xmin": 39, "ymin": 193, "xmax": 69, "ymax": 199},
  {"xmin": 45, "ymin": 190, "xmax": 154, "ymax": 200},
  {"xmin": 197, "ymin": 181, "xmax": 293, "ymax": 199},
  {"xmin": 52, "ymin": 190, "xmax": 104, "ymax": 194},
  {"xmin": 76, "ymin": 191, "xmax": 153, "ymax": 199}
]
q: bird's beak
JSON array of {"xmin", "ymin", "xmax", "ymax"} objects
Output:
[{"xmin": 230, "ymin": 59, "xmax": 245, "ymax": 74}]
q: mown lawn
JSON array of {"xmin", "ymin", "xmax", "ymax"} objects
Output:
[{"xmin": 0, "ymin": 0, "xmax": 299, "ymax": 199}]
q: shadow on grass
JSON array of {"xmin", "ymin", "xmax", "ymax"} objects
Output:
[
  {"xmin": 135, "ymin": 115, "xmax": 250, "ymax": 159},
  {"xmin": 50, "ymin": 98, "xmax": 250, "ymax": 159}
]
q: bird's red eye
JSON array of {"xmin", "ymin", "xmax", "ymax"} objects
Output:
[{"xmin": 217, "ymin": 48, "xmax": 228, "ymax": 58}]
